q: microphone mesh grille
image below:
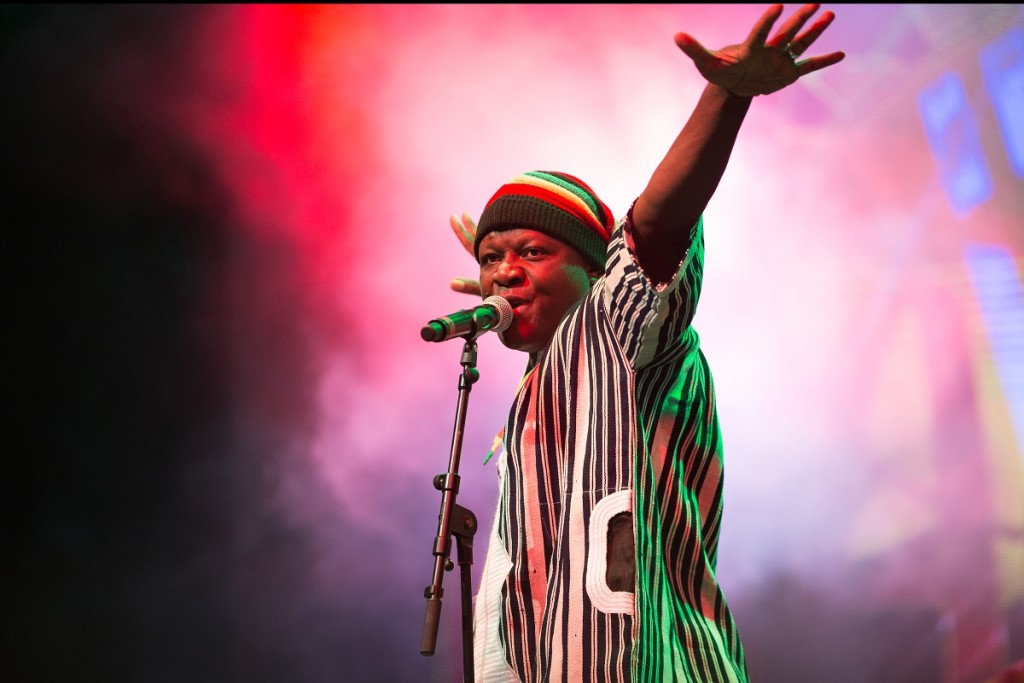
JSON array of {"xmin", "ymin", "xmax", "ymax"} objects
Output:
[{"xmin": 483, "ymin": 295, "xmax": 514, "ymax": 333}]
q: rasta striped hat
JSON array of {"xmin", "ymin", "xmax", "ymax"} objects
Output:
[{"xmin": 474, "ymin": 171, "xmax": 615, "ymax": 270}]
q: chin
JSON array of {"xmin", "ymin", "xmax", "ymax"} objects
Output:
[
  {"xmin": 498, "ymin": 329, "xmax": 540, "ymax": 353},
  {"xmin": 498, "ymin": 333, "xmax": 528, "ymax": 352}
]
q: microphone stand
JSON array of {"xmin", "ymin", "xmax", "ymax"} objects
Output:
[{"xmin": 420, "ymin": 336, "xmax": 481, "ymax": 683}]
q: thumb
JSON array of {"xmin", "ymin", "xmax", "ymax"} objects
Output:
[
  {"xmin": 450, "ymin": 278, "xmax": 482, "ymax": 297},
  {"xmin": 674, "ymin": 32, "xmax": 709, "ymax": 64}
]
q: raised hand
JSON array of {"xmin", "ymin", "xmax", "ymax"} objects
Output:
[
  {"xmin": 449, "ymin": 212, "xmax": 482, "ymax": 297},
  {"xmin": 674, "ymin": 3, "xmax": 845, "ymax": 97}
]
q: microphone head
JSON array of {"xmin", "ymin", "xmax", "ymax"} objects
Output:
[{"xmin": 483, "ymin": 295, "xmax": 514, "ymax": 333}]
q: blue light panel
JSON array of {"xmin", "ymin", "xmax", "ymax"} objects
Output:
[
  {"xmin": 979, "ymin": 27, "xmax": 1024, "ymax": 180},
  {"xmin": 918, "ymin": 72, "xmax": 994, "ymax": 217},
  {"xmin": 964, "ymin": 243, "xmax": 1024, "ymax": 462}
]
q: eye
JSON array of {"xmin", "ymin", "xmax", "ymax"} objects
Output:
[
  {"xmin": 479, "ymin": 252, "xmax": 500, "ymax": 265},
  {"xmin": 523, "ymin": 247, "xmax": 545, "ymax": 258}
]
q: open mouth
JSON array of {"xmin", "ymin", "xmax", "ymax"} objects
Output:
[{"xmin": 504, "ymin": 297, "xmax": 529, "ymax": 313}]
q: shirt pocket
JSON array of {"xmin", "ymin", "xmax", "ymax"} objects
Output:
[{"xmin": 585, "ymin": 489, "xmax": 635, "ymax": 615}]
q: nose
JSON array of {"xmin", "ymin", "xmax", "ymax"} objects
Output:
[{"xmin": 493, "ymin": 257, "xmax": 524, "ymax": 287}]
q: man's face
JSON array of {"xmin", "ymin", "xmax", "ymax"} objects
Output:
[{"xmin": 478, "ymin": 228, "xmax": 599, "ymax": 353}]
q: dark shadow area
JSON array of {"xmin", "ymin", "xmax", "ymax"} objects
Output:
[
  {"xmin": 1, "ymin": 7, "xmax": 440, "ymax": 681},
  {"xmin": 1, "ymin": 5, "xmax": 232, "ymax": 680}
]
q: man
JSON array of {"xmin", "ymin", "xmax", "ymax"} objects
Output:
[{"xmin": 446, "ymin": 5, "xmax": 845, "ymax": 681}]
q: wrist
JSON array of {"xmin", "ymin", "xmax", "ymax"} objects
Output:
[{"xmin": 710, "ymin": 82, "xmax": 753, "ymax": 100}]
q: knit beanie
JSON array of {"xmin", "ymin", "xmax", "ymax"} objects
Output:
[{"xmin": 474, "ymin": 171, "xmax": 615, "ymax": 271}]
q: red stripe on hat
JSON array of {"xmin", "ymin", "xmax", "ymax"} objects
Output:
[{"xmin": 487, "ymin": 182, "xmax": 608, "ymax": 240}]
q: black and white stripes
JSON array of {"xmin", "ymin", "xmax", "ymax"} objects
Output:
[{"xmin": 473, "ymin": 213, "xmax": 748, "ymax": 682}]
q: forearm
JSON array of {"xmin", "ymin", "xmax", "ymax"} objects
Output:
[{"xmin": 631, "ymin": 83, "xmax": 752, "ymax": 283}]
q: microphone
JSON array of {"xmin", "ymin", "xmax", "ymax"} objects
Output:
[{"xmin": 420, "ymin": 295, "xmax": 514, "ymax": 342}]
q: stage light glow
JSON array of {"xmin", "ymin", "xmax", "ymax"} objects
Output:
[
  {"xmin": 980, "ymin": 27, "xmax": 1024, "ymax": 179},
  {"xmin": 918, "ymin": 72, "xmax": 994, "ymax": 218}
]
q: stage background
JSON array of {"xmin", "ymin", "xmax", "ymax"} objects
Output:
[{"xmin": 4, "ymin": 4, "xmax": 1023, "ymax": 682}]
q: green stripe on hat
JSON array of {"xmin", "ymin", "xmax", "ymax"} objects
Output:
[{"xmin": 524, "ymin": 171, "xmax": 611, "ymax": 235}]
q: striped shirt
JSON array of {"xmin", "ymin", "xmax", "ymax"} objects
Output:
[{"xmin": 472, "ymin": 211, "xmax": 748, "ymax": 682}]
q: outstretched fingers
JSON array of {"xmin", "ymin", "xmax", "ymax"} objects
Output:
[
  {"xmin": 766, "ymin": 3, "xmax": 821, "ymax": 49},
  {"xmin": 449, "ymin": 213, "xmax": 477, "ymax": 256},
  {"xmin": 796, "ymin": 50, "xmax": 845, "ymax": 76},
  {"xmin": 788, "ymin": 10, "xmax": 835, "ymax": 56},
  {"xmin": 743, "ymin": 4, "xmax": 784, "ymax": 48},
  {"xmin": 676, "ymin": 2, "xmax": 843, "ymax": 95},
  {"xmin": 448, "ymin": 212, "xmax": 481, "ymax": 296}
]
